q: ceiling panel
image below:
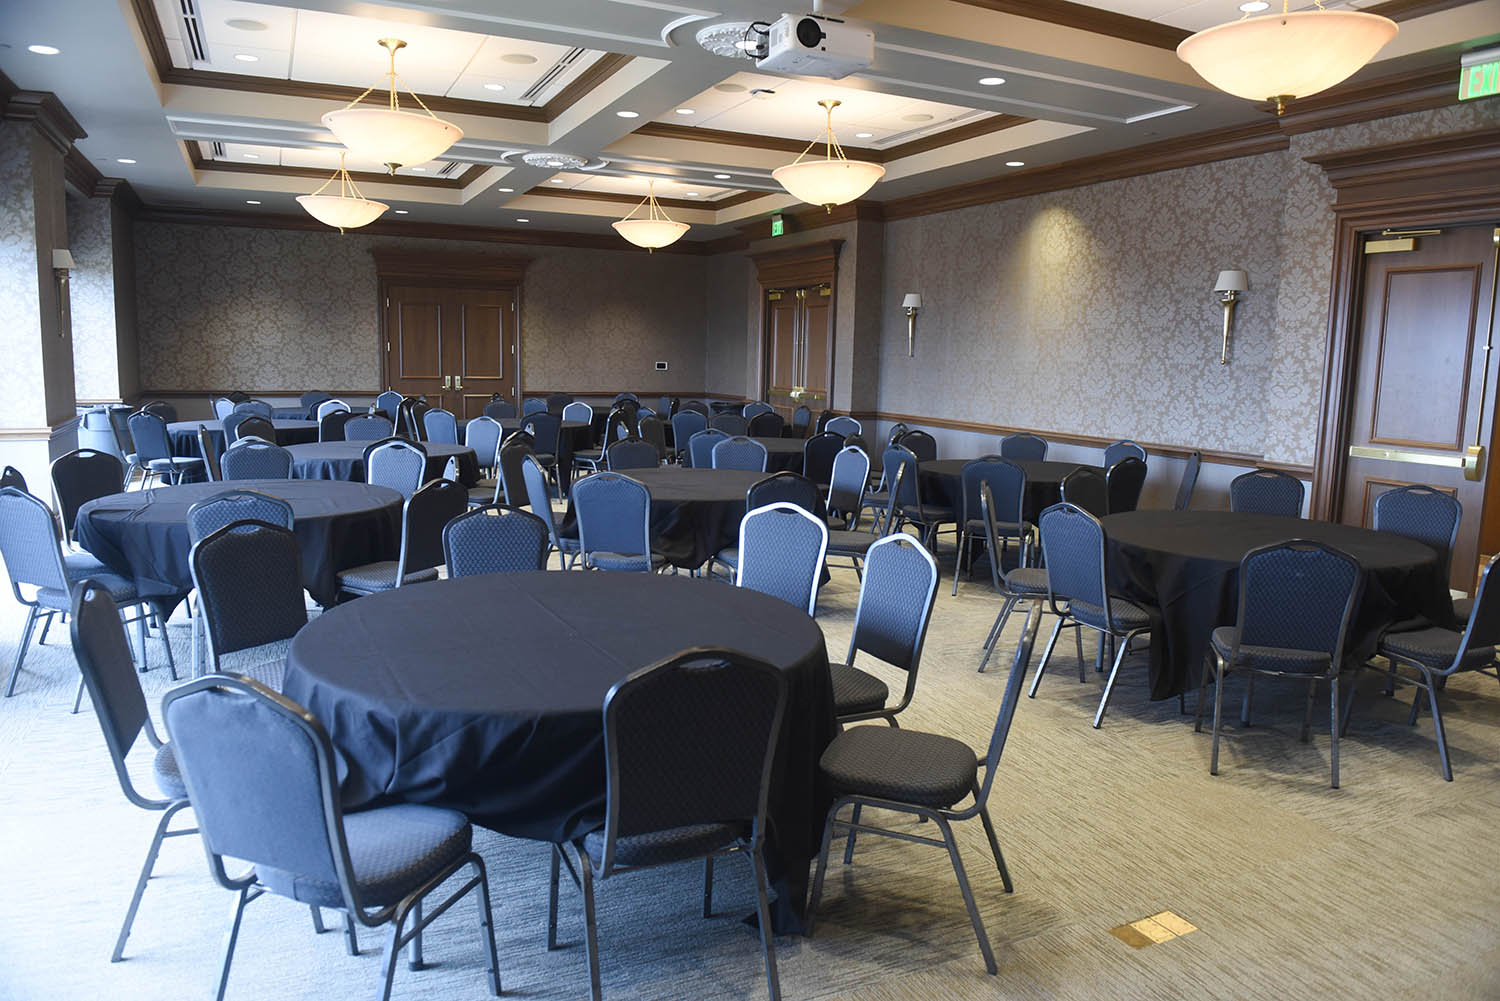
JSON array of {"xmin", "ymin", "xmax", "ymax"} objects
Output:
[
  {"xmin": 206, "ymin": 141, "xmax": 468, "ymax": 177},
  {"xmin": 551, "ymin": 171, "xmax": 742, "ymax": 200},
  {"xmin": 1058, "ymin": 0, "xmax": 1375, "ymax": 32}
]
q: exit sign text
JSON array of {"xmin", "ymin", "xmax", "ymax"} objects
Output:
[{"xmin": 1460, "ymin": 48, "xmax": 1500, "ymax": 101}]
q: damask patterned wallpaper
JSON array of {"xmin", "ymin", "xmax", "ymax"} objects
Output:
[
  {"xmin": 68, "ymin": 193, "xmax": 122, "ymax": 401},
  {"xmin": 0, "ymin": 122, "xmax": 46, "ymax": 425},
  {"xmin": 133, "ymin": 225, "xmax": 709, "ymax": 394}
]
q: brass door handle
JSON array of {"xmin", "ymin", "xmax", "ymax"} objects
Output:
[
  {"xmin": 454, "ymin": 375, "xmax": 463, "ymax": 390},
  {"xmin": 1348, "ymin": 444, "xmax": 1484, "ymax": 481}
]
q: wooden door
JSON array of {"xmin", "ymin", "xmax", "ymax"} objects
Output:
[
  {"xmin": 385, "ymin": 285, "xmax": 451, "ymax": 410},
  {"xmin": 450, "ymin": 288, "xmax": 516, "ymax": 420},
  {"xmin": 765, "ymin": 289, "xmax": 802, "ymax": 414},
  {"xmin": 1339, "ymin": 224, "xmax": 1499, "ymax": 589},
  {"xmin": 384, "ymin": 284, "xmax": 519, "ymax": 415},
  {"xmin": 801, "ymin": 283, "xmax": 834, "ymax": 408}
]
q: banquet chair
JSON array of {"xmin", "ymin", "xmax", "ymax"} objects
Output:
[
  {"xmin": 547, "ymin": 648, "xmax": 786, "ymax": 1001},
  {"xmin": 1376, "ymin": 484, "xmax": 1467, "ymax": 626},
  {"xmin": 109, "ymin": 408, "xmax": 140, "ymax": 486},
  {"xmin": 800, "ymin": 429, "xmax": 843, "ymax": 493},
  {"xmin": 1103, "ymin": 439, "xmax": 1147, "ymax": 467},
  {"xmin": 234, "ymin": 400, "xmax": 273, "ymax": 419},
  {"xmin": 710, "ymin": 413, "xmax": 749, "ymax": 436},
  {"xmin": 523, "ymin": 412, "xmax": 563, "ymax": 493},
  {"xmin": 896, "ymin": 429, "xmax": 937, "ymax": 462},
  {"xmin": 573, "ymin": 472, "xmax": 665, "ymax": 573},
  {"xmin": 711, "ymin": 472, "xmax": 821, "ymax": 580},
  {"xmin": 888, "ymin": 445, "xmax": 955, "ymax": 552},
  {"xmin": 1174, "ymin": 451, "xmax": 1203, "ymax": 511},
  {"xmin": 319, "ymin": 410, "xmax": 354, "ymax": 442},
  {"xmin": 681, "ymin": 399, "xmax": 711, "ymax": 418},
  {"xmin": 638, "ymin": 416, "xmax": 668, "ymax": 462},
  {"xmin": 826, "ymin": 445, "xmax": 870, "ymax": 528},
  {"xmin": 687, "ymin": 428, "xmax": 729, "ymax": 470},
  {"xmin": 808, "ymin": 619, "xmax": 1023, "ymax": 977},
  {"xmin": 828, "ymin": 533, "xmax": 939, "ymax": 726},
  {"xmin": 747, "ymin": 411, "xmax": 785, "ymax": 438},
  {"xmin": 1059, "ymin": 467, "xmax": 1107, "ymax": 518},
  {"xmin": 735, "ymin": 503, "xmax": 828, "ymax": 615},
  {"xmin": 670, "ymin": 411, "xmax": 708, "ymax": 463},
  {"xmin": 142, "ymin": 400, "xmax": 178, "ymax": 423},
  {"xmin": 976, "ymin": 481, "xmax": 1052, "ymax": 674},
  {"xmin": 213, "ymin": 396, "xmax": 236, "ymax": 420},
  {"xmin": 522, "ymin": 454, "xmax": 581, "ymax": 570},
  {"xmin": 491, "ymin": 432, "xmax": 536, "ymax": 507},
  {"xmin": 1, "ymin": 487, "xmax": 171, "ymax": 701},
  {"xmin": 162, "ymin": 674, "xmax": 503, "ymax": 1001},
  {"xmin": 189, "ymin": 521, "xmax": 308, "ymax": 680},
  {"xmin": 69, "ymin": 580, "xmax": 198, "ymax": 963},
  {"xmin": 423, "ymin": 408, "xmax": 459, "ymax": 444},
  {"xmin": 338, "ymin": 479, "xmax": 467, "ymax": 598},
  {"xmin": 742, "ymin": 401, "xmax": 774, "ymax": 419},
  {"xmin": 484, "ymin": 398, "xmax": 518, "ymax": 420},
  {"xmin": 1, "ymin": 465, "xmax": 26, "ymax": 491},
  {"xmin": 220, "ymin": 439, "xmax": 293, "ymax": 481},
  {"xmin": 606, "ymin": 437, "xmax": 659, "ymax": 471},
  {"xmin": 613, "ymin": 392, "xmax": 640, "ymax": 405},
  {"xmin": 344, "ymin": 414, "xmax": 394, "ymax": 442},
  {"xmin": 224, "ymin": 392, "xmax": 251, "ymax": 405},
  {"xmin": 1193, "ymin": 540, "xmax": 1361, "ymax": 788},
  {"xmin": 401, "ymin": 398, "xmax": 433, "ymax": 441},
  {"xmin": 364, "ymin": 439, "xmax": 427, "ymax": 498},
  {"xmin": 1105, "ymin": 456, "xmax": 1148, "ymax": 514},
  {"xmin": 885, "ymin": 423, "xmax": 910, "ymax": 448},
  {"xmin": 128, "ymin": 411, "xmax": 204, "ymax": 488},
  {"xmin": 563, "ymin": 401, "xmax": 593, "ymax": 425},
  {"xmin": 441, "ymin": 457, "xmax": 460, "ymax": 482},
  {"xmin": 464, "ymin": 416, "xmax": 504, "ymax": 478},
  {"xmin": 1031, "ymin": 502, "xmax": 1157, "ymax": 728},
  {"xmin": 574, "ymin": 409, "xmax": 626, "ymax": 475},
  {"xmin": 51, "ymin": 448, "xmax": 125, "ymax": 546},
  {"xmin": 954, "ymin": 456, "xmax": 1029, "ymax": 596},
  {"xmin": 713, "ymin": 436, "xmax": 768, "ymax": 472},
  {"xmin": 225, "ymin": 414, "xmax": 274, "ymax": 448},
  {"xmin": 443, "ymin": 505, "xmax": 550, "ymax": 577},
  {"xmin": 316, "ymin": 399, "xmax": 351, "ymax": 422},
  {"xmin": 374, "ymin": 390, "xmax": 403, "ymax": 421},
  {"xmin": 546, "ymin": 393, "xmax": 574, "ymax": 414},
  {"xmin": 825, "ymin": 415, "xmax": 861, "ymax": 438},
  {"xmin": 197, "ymin": 427, "xmax": 223, "ymax": 482},
  {"xmin": 1230, "ymin": 468, "xmax": 1305, "ymax": 517},
  {"xmin": 186, "ymin": 490, "xmax": 295, "ymax": 677},
  {"xmin": 522, "ymin": 397, "xmax": 548, "ymax": 417},
  {"xmin": 299, "ymin": 391, "xmax": 333, "ymax": 416},
  {"xmin": 827, "ymin": 459, "xmax": 900, "ymax": 582},
  {"xmin": 999, "ymin": 433, "xmax": 1047, "ymax": 461},
  {"xmin": 791, "ymin": 405, "xmax": 812, "ymax": 437},
  {"xmin": 1351, "ymin": 556, "xmax": 1500, "ymax": 781}
]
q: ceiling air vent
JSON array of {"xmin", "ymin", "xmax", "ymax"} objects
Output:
[
  {"xmin": 177, "ymin": 0, "xmax": 210, "ymax": 63},
  {"xmin": 519, "ymin": 48, "xmax": 587, "ymax": 105},
  {"xmin": 435, "ymin": 161, "xmax": 462, "ymax": 178},
  {"xmin": 210, "ymin": 141, "xmax": 226, "ymax": 159}
]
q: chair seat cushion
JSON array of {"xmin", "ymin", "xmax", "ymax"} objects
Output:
[
  {"xmin": 582, "ymin": 822, "xmax": 745, "ymax": 869},
  {"xmin": 467, "ymin": 484, "xmax": 499, "ymax": 506},
  {"xmin": 63, "ymin": 552, "xmax": 111, "ymax": 580},
  {"xmin": 1379, "ymin": 626, "xmax": 1495, "ymax": 672},
  {"xmin": 146, "ymin": 456, "xmax": 203, "ymax": 470},
  {"xmin": 821, "ymin": 726, "xmax": 978, "ymax": 810},
  {"xmin": 153, "ymin": 742, "xmax": 188, "ymax": 801},
  {"xmin": 965, "ymin": 518, "xmax": 1025, "ymax": 537},
  {"xmin": 826, "ymin": 530, "xmax": 876, "ymax": 556},
  {"xmin": 589, "ymin": 551, "xmax": 667, "ymax": 572},
  {"xmin": 830, "ymin": 662, "xmax": 889, "ymax": 717},
  {"xmin": 716, "ymin": 546, "xmax": 740, "ymax": 569},
  {"xmin": 258, "ymin": 804, "xmax": 472, "ymax": 909},
  {"xmin": 899, "ymin": 504, "xmax": 955, "ymax": 525},
  {"xmin": 1211, "ymin": 626, "xmax": 1330, "ymax": 674},
  {"xmin": 39, "ymin": 569, "xmax": 138, "ymax": 609},
  {"xmin": 1003, "ymin": 567, "xmax": 1050, "ymax": 595},
  {"xmin": 1071, "ymin": 597, "xmax": 1152, "ymax": 632},
  {"xmin": 338, "ymin": 561, "xmax": 440, "ymax": 593}
]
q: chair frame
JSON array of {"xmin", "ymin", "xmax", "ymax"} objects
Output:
[
  {"xmin": 837, "ymin": 532, "xmax": 940, "ymax": 726},
  {"xmin": 442, "ymin": 504, "xmax": 550, "ymax": 577},
  {"xmin": 1229, "ymin": 467, "xmax": 1306, "ymax": 517},
  {"xmin": 573, "ymin": 472, "xmax": 659, "ymax": 573},
  {"xmin": 975, "ymin": 481, "xmax": 1046, "ymax": 677},
  {"xmin": 735, "ymin": 502, "xmax": 829, "ymax": 615}
]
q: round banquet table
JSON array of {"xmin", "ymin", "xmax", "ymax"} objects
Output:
[
  {"xmin": 272, "ymin": 406, "xmax": 310, "ymax": 421},
  {"xmin": 74, "ymin": 480, "xmax": 402, "ymax": 610},
  {"xmin": 167, "ymin": 419, "xmax": 319, "ymax": 459},
  {"xmin": 1103, "ymin": 510, "xmax": 1455, "ymax": 700},
  {"xmin": 281, "ymin": 571, "xmax": 837, "ymax": 928},
  {"xmin": 920, "ymin": 458, "xmax": 1104, "ymax": 522},
  {"xmin": 753, "ymin": 436, "xmax": 805, "ymax": 473},
  {"xmin": 286, "ymin": 441, "xmax": 481, "ymax": 487},
  {"xmin": 559, "ymin": 466, "xmax": 771, "ymax": 569}
]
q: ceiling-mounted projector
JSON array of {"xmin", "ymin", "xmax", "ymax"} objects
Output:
[{"xmin": 756, "ymin": 12, "xmax": 873, "ymax": 79}]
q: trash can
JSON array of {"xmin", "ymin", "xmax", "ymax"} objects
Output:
[{"xmin": 79, "ymin": 405, "xmax": 131, "ymax": 462}]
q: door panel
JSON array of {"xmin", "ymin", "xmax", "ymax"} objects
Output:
[
  {"xmin": 801, "ymin": 290, "xmax": 832, "ymax": 401},
  {"xmin": 452, "ymin": 291, "xmax": 515, "ymax": 419},
  {"xmin": 388, "ymin": 288, "xmax": 447, "ymax": 407},
  {"xmin": 384, "ymin": 283, "xmax": 519, "ymax": 419},
  {"xmin": 1340, "ymin": 225, "xmax": 1499, "ymax": 590},
  {"xmin": 764, "ymin": 293, "xmax": 803, "ymax": 414}
]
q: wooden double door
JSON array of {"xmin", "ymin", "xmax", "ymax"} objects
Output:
[
  {"xmin": 382, "ymin": 284, "xmax": 518, "ymax": 420},
  {"xmin": 764, "ymin": 283, "xmax": 833, "ymax": 415}
]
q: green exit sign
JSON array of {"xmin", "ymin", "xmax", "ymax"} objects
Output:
[
  {"xmin": 1460, "ymin": 47, "xmax": 1500, "ymax": 101},
  {"xmin": 770, "ymin": 213, "xmax": 785, "ymax": 237}
]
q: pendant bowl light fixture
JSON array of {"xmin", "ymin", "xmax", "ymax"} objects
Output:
[
  {"xmin": 1177, "ymin": 2, "xmax": 1396, "ymax": 115},
  {"xmin": 772, "ymin": 99, "xmax": 884, "ymax": 212},
  {"xmin": 296, "ymin": 151, "xmax": 388, "ymax": 232},
  {"xmin": 612, "ymin": 180, "xmax": 689, "ymax": 251},
  {"xmin": 322, "ymin": 38, "xmax": 463, "ymax": 172}
]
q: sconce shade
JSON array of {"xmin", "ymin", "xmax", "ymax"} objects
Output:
[
  {"xmin": 1214, "ymin": 270, "xmax": 1249, "ymax": 293},
  {"xmin": 901, "ymin": 293, "xmax": 922, "ymax": 310},
  {"xmin": 52, "ymin": 249, "xmax": 76, "ymax": 270}
]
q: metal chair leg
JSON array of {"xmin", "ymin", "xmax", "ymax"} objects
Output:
[
  {"xmin": 408, "ymin": 898, "xmax": 424, "ymax": 970},
  {"xmin": 73, "ymin": 676, "xmax": 88, "ymax": 714},
  {"xmin": 1029, "ymin": 618, "xmax": 1066, "ymax": 698},
  {"xmin": 1420, "ymin": 668, "xmax": 1454, "ymax": 781},
  {"xmin": 1240, "ymin": 675, "xmax": 1256, "ymax": 726},
  {"xmin": 1209, "ymin": 661, "xmax": 1226, "ymax": 775},
  {"xmin": 1329, "ymin": 675, "xmax": 1340, "ymax": 789},
  {"xmin": 1093, "ymin": 631, "xmax": 1134, "ymax": 728},
  {"xmin": 973, "ymin": 784, "xmax": 1013, "ymax": 893},
  {"xmin": 1074, "ymin": 624, "xmax": 1086, "ymax": 682},
  {"xmin": 214, "ymin": 886, "xmax": 254, "ymax": 1001},
  {"xmin": 343, "ymin": 912, "xmax": 359, "ymax": 956},
  {"xmin": 806, "ymin": 805, "xmax": 841, "ymax": 938},
  {"xmin": 1193, "ymin": 653, "xmax": 1215, "ymax": 732},
  {"xmin": 1009, "ymin": 601, "xmax": 1043, "ymax": 680},
  {"xmin": 1300, "ymin": 678, "xmax": 1317, "ymax": 743},
  {"xmin": 1340, "ymin": 664, "xmax": 1363, "ymax": 736},
  {"xmin": 471, "ymin": 857, "xmax": 503, "ymax": 996},
  {"xmin": 576, "ymin": 844, "xmax": 603, "ymax": 1001},
  {"xmin": 547, "ymin": 845, "xmax": 562, "ymax": 950},
  {"xmin": 5, "ymin": 606, "xmax": 40, "ymax": 696},
  {"xmin": 842, "ymin": 804, "xmax": 862, "ymax": 865},
  {"xmin": 37, "ymin": 610, "xmax": 54, "ymax": 645},
  {"xmin": 310, "ymin": 906, "xmax": 326, "ymax": 934},
  {"xmin": 112, "ymin": 800, "xmax": 191, "ymax": 962},
  {"xmin": 702, "ymin": 857, "xmax": 714, "ymax": 917},
  {"xmin": 932, "ymin": 813, "xmax": 997, "ymax": 975},
  {"xmin": 750, "ymin": 847, "xmax": 783, "ymax": 1001},
  {"xmin": 375, "ymin": 911, "xmax": 405, "ymax": 1001}
]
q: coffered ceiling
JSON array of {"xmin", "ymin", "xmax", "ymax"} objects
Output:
[{"xmin": 1, "ymin": 0, "xmax": 1496, "ymax": 244}]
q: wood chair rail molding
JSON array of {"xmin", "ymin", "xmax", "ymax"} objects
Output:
[
  {"xmin": 370, "ymin": 249, "xmax": 530, "ymax": 286},
  {"xmin": 1307, "ymin": 127, "xmax": 1500, "ymax": 521},
  {"xmin": 748, "ymin": 239, "xmax": 844, "ymax": 287}
]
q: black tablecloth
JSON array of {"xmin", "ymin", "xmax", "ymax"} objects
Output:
[
  {"xmin": 1103, "ymin": 510, "xmax": 1454, "ymax": 700},
  {"xmin": 74, "ymin": 480, "xmax": 402, "ymax": 610},
  {"xmin": 286, "ymin": 442, "xmax": 481, "ymax": 487},
  {"xmin": 167, "ymin": 419, "xmax": 320, "ymax": 459},
  {"xmin": 921, "ymin": 458, "xmax": 1102, "ymax": 522},
  {"xmin": 281, "ymin": 571, "xmax": 836, "ymax": 928},
  {"xmin": 272, "ymin": 406, "xmax": 310, "ymax": 420},
  {"xmin": 561, "ymin": 467, "xmax": 769, "ymax": 569},
  {"xmin": 754, "ymin": 437, "xmax": 805, "ymax": 474}
]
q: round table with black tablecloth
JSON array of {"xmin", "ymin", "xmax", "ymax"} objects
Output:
[
  {"xmin": 752, "ymin": 436, "xmax": 805, "ymax": 474},
  {"xmin": 74, "ymin": 480, "xmax": 402, "ymax": 610},
  {"xmin": 1103, "ymin": 510, "xmax": 1454, "ymax": 701},
  {"xmin": 286, "ymin": 441, "xmax": 481, "ymax": 487},
  {"xmin": 560, "ymin": 466, "xmax": 770, "ymax": 569},
  {"xmin": 272, "ymin": 406, "xmax": 310, "ymax": 421},
  {"xmin": 167, "ymin": 419, "xmax": 320, "ymax": 460},
  {"xmin": 920, "ymin": 458, "xmax": 1103, "ymax": 523},
  {"xmin": 461, "ymin": 418, "xmax": 591, "ymax": 492},
  {"xmin": 281, "ymin": 571, "xmax": 836, "ymax": 930}
]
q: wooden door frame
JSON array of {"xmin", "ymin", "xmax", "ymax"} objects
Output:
[
  {"xmin": 749, "ymin": 239, "xmax": 843, "ymax": 406},
  {"xmin": 371, "ymin": 249, "xmax": 530, "ymax": 402},
  {"xmin": 1306, "ymin": 128, "xmax": 1500, "ymax": 521}
]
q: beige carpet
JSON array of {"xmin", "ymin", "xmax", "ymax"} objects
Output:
[{"xmin": 2, "ymin": 544, "xmax": 1498, "ymax": 1001}]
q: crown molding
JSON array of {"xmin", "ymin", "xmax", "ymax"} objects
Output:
[
  {"xmin": 63, "ymin": 145, "xmax": 103, "ymax": 195},
  {"xmin": 371, "ymin": 248, "xmax": 530, "ymax": 284},
  {"xmin": 184, "ymin": 142, "xmax": 484, "ymax": 189},
  {"xmin": 540, "ymin": 53, "xmax": 633, "ymax": 121},
  {"xmin": 630, "ymin": 122, "xmax": 882, "ymax": 161},
  {"xmin": 530, "ymin": 185, "xmax": 710, "ymax": 212},
  {"xmin": 1270, "ymin": 61, "xmax": 1461, "ymax": 135},
  {"xmin": 951, "ymin": 0, "xmax": 1189, "ymax": 50},
  {"xmin": 1360, "ymin": 0, "xmax": 1479, "ymax": 19},
  {"xmin": 0, "ymin": 88, "xmax": 87, "ymax": 155}
]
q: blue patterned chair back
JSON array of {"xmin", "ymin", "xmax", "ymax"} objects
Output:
[
  {"xmin": 500, "ymin": 435, "xmax": 536, "ymax": 506},
  {"xmin": 607, "ymin": 437, "xmax": 660, "ymax": 471},
  {"xmin": 747, "ymin": 411, "xmax": 785, "ymax": 438},
  {"xmin": 50, "ymin": 449, "xmax": 124, "ymax": 532},
  {"xmin": 1106, "ymin": 456, "xmax": 1148, "ymax": 514},
  {"xmin": 825, "ymin": 415, "xmax": 861, "ymax": 438},
  {"xmin": 1038, "ymin": 502, "xmax": 1108, "ymax": 610},
  {"xmin": 791, "ymin": 405, "xmax": 811, "ymax": 433},
  {"xmin": 0, "ymin": 487, "xmax": 68, "ymax": 593},
  {"xmin": 960, "ymin": 456, "xmax": 1026, "ymax": 528},
  {"xmin": 849, "ymin": 534, "xmax": 939, "ymax": 672},
  {"xmin": 882, "ymin": 445, "xmax": 921, "ymax": 508},
  {"xmin": 573, "ymin": 472, "xmax": 652, "ymax": 560},
  {"xmin": 802, "ymin": 432, "xmax": 844, "ymax": 486},
  {"xmin": 595, "ymin": 648, "xmax": 787, "ymax": 875},
  {"xmin": 398, "ymin": 479, "xmax": 467, "ymax": 582},
  {"xmin": 1230, "ymin": 468, "xmax": 1304, "ymax": 517},
  {"xmin": 227, "ymin": 414, "xmax": 275, "ymax": 447},
  {"xmin": 563, "ymin": 401, "xmax": 593, "ymax": 424},
  {"xmin": 681, "ymin": 400, "xmax": 710, "ymax": 418},
  {"xmin": 483, "ymin": 399, "xmax": 517, "ymax": 420},
  {"xmin": 999, "ymin": 433, "xmax": 1047, "ymax": 461},
  {"xmin": 522, "ymin": 412, "xmax": 562, "ymax": 455},
  {"xmin": 896, "ymin": 429, "xmax": 937, "ymax": 462},
  {"xmin": 742, "ymin": 401, "xmax": 774, "ymax": 419},
  {"xmin": 1174, "ymin": 451, "xmax": 1202, "ymax": 511},
  {"xmin": 1060, "ymin": 467, "xmax": 1107, "ymax": 517},
  {"xmin": 613, "ymin": 392, "xmax": 640, "ymax": 405},
  {"xmin": 710, "ymin": 413, "xmax": 748, "ymax": 436},
  {"xmin": 827, "ymin": 446, "xmax": 870, "ymax": 519},
  {"xmin": 736, "ymin": 502, "xmax": 828, "ymax": 614},
  {"xmin": 687, "ymin": 428, "xmax": 728, "ymax": 470},
  {"xmin": 638, "ymin": 416, "xmax": 668, "ymax": 459},
  {"xmin": 520, "ymin": 455, "xmax": 563, "ymax": 546},
  {"xmin": 1373, "ymin": 485, "xmax": 1461, "ymax": 574},
  {"xmin": 235, "ymin": 400, "xmax": 273, "ymax": 419},
  {"xmin": 127, "ymin": 411, "xmax": 173, "ymax": 463},
  {"xmin": 671, "ymin": 411, "xmax": 708, "ymax": 455},
  {"xmin": 886, "ymin": 423, "xmax": 909, "ymax": 447},
  {"xmin": 546, "ymin": 393, "xmax": 574, "ymax": 415},
  {"xmin": 1461, "ymin": 557, "xmax": 1500, "ymax": 654},
  {"xmin": 142, "ymin": 400, "xmax": 178, "ymax": 423},
  {"xmin": 365, "ymin": 439, "xmax": 427, "ymax": 497},
  {"xmin": 748, "ymin": 471, "xmax": 819, "ymax": 514},
  {"xmin": 521, "ymin": 397, "xmax": 547, "ymax": 417},
  {"xmin": 712, "ymin": 436, "xmax": 768, "ymax": 472},
  {"xmin": 1233, "ymin": 541, "xmax": 1361, "ymax": 671},
  {"xmin": 463, "ymin": 416, "xmax": 504, "ymax": 471},
  {"xmin": 0, "ymin": 466, "xmax": 26, "ymax": 492},
  {"xmin": 187, "ymin": 489, "xmax": 294, "ymax": 543},
  {"xmin": 315, "ymin": 399, "xmax": 350, "ymax": 422},
  {"xmin": 213, "ymin": 397, "xmax": 236, "ymax": 420},
  {"xmin": 221, "ymin": 439, "xmax": 293, "ymax": 481},
  {"xmin": 443, "ymin": 505, "xmax": 550, "ymax": 577},
  {"xmin": 300, "ymin": 391, "xmax": 333, "ymax": 412},
  {"xmin": 189, "ymin": 521, "xmax": 307, "ymax": 655},
  {"xmin": 422, "ymin": 408, "xmax": 459, "ymax": 445},
  {"xmin": 1103, "ymin": 440, "xmax": 1146, "ymax": 467},
  {"xmin": 374, "ymin": 391, "xmax": 403, "ymax": 421}
]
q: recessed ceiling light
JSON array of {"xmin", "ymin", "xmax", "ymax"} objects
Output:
[
  {"xmin": 501, "ymin": 53, "xmax": 537, "ymax": 64},
  {"xmin": 978, "ymin": 76, "xmax": 1006, "ymax": 86},
  {"xmin": 616, "ymin": 110, "xmax": 640, "ymax": 119},
  {"xmin": 410, "ymin": 167, "xmax": 425, "ymax": 172},
  {"xmin": 233, "ymin": 53, "xmax": 259, "ymax": 62},
  {"xmin": 483, "ymin": 83, "xmax": 505, "ymax": 92},
  {"xmin": 1005, "ymin": 160, "xmax": 1025, "ymax": 167},
  {"xmin": 243, "ymin": 153, "xmax": 259, "ymax": 159},
  {"xmin": 497, "ymin": 187, "xmax": 514, "ymax": 193},
  {"xmin": 245, "ymin": 200, "xmax": 261, "ymax": 205},
  {"xmin": 550, "ymin": 178, "xmax": 566, "ymax": 183},
  {"xmin": 1238, "ymin": 1, "xmax": 1269, "ymax": 10},
  {"xmin": 515, "ymin": 218, "xmax": 529, "ymax": 223},
  {"xmin": 394, "ymin": 209, "xmax": 408, "ymax": 214},
  {"xmin": 115, "ymin": 157, "xmax": 136, "ymax": 164},
  {"xmin": 27, "ymin": 45, "xmax": 59, "ymax": 55},
  {"xmin": 713, "ymin": 173, "xmax": 731, "ymax": 180},
  {"xmin": 902, "ymin": 113, "xmax": 934, "ymax": 122},
  {"xmin": 225, "ymin": 18, "xmax": 267, "ymax": 30},
  {"xmin": 854, "ymin": 132, "xmax": 874, "ymax": 139},
  {"xmin": 685, "ymin": 191, "xmax": 699, "ymax": 197},
  {"xmin": 713, "ymin": 82, "xmax": 747, "ymax": 93},
  {"xmin": 675, "ymin": 108, "xmax": 695, "ymax": 115}
]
